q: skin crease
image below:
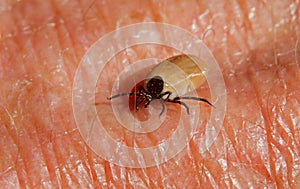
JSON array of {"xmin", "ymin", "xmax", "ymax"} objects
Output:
[{"xmin": 0, "ymin": 0, "xmax": 300, "ymax": 188}]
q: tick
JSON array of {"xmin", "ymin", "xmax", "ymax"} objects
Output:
[{"xmin": 107, "ymin": 54, "xmax": 215, "ymax": 116}]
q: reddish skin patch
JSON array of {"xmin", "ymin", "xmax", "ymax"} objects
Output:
[{"xmin": 129, "ymin": 80, "xmax": 151, "ymax": 121}]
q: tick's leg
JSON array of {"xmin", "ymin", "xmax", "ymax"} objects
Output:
[
  {"xmin": 137, "ymin": 86, "xmax": 148, "ymax": 110},
  {"xmin": 134, "ymin": 93, "xmax": 144, "ymax": 111},
  {"xmin": 144, "ymin": 98, "xmax": 151, "ymax": 108},
  {"xmin": 167, "ymin": 98, "xmax": 190, "ymax": 114},
  {"xmin": 175, "ymin": 97, "xmax": 215, "ymax": 108},
  {"xmin": 158, "ymin": 99, "xmax": 165, "ymax": 117},
  {"xmin": 107, "ymin": 92, "xmax": 136, "ymax": 100},
  {"xmin": 158, "ymin": 91, "xmax": 172, "ymax": 100},
  {"xmin": 138, "ymin": 85, "xmax": 147, "ymax": 94},
  {"xmin": 138, "ymin": 97, "xmax": 145, "ymax": 105}
]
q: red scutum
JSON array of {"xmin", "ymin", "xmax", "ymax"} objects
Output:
[{"xmin": 128, "ymin": 80, "xmax": 151, "ymax": 121}]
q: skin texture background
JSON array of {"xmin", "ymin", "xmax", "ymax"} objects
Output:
[{"xmin": 1, "ymin": 0, "xmax": 300, "ymax": 188}]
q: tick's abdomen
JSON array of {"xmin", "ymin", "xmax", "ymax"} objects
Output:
[{"xmin": 145, "ymin": 54, "xmax": 208, "ymax": 99}]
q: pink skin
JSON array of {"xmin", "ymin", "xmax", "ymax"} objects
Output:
[{"xmin": 1, "ymin": 0, "xmax": 300, "ymax": 188}]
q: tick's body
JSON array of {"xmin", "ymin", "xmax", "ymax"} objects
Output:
[{"xmin": 108, "ymin": 54, "xmax": 214, "ymax": 115}]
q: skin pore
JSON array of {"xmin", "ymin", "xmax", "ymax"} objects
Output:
[{"xmin": 1, "ymin": 0, "xmax": 300, "ymax": 188}]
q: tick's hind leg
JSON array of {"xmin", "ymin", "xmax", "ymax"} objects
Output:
[
  {"xmin": 158, "ymin": 91, "xmax": 172, "ymax": 100},
  {"xmin": 166, "ymin": 98, "xmax": 190, "ymax": 114},
  {"xmin": 158, "ymin": 99, "xmax": 166, "ymax": 116},
  {"xmin": 176, "ymin": 96, "xmax": 215, "ymax": 108}
]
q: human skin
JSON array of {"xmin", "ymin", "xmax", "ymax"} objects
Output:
[{"xmin": 1, "ymin": 0, "xmax": 300, "ymax": 188}]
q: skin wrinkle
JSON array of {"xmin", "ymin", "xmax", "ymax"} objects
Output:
[
  {"xmin": 50, "ymin": 1, "xmax": 93, "ymax": 186},
  {"xmin": 255, "ymin": 66, "xmax": 280, "ymax": 186},
  {"xmin": 274, "ymin": 66, "xmax": 299, "ymax": 186},
  {"xmin": 46, "ymin": 3, "xmax": 79, "ymax": 186},
  {"xmin": 34, "ymin": 24, "xmax": 76, "ymax": 186},
  {"xmin": 86, "ymin": 148, "xmax": 99, "ymax": 186},
  {"xmin": 9, "ymin": 8, "xmax": 37, "ymax": 186},
  {"xmin": 275, "ymin": 79, "xmax": 297, "ymax": 185},
  {"xmin": 0, "ymin": 0, "xmax": 300, "ymax": 188},
  {"xmin": 29, "ymin": 26, "xmax": 59, "ymax": 188},
  {"xmin": 247, "ymin": 68, "xmax": 277, "ymax": 187},
  {"xmin": 0, "ymin": 105, "xmax": 19, "ymax": 186},
  {"xmin": 250, "ymin": 71, "xmax": 282, "ymax": 187},
  {"xmin": 296, "ymin": 38, "xmax": 300, "ymax": 75},
  {"xmin": 187, "ymin": 140, "xmax": 203, "ymax": 186}
]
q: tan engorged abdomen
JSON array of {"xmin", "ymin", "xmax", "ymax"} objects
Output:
[{"xmin": 145, "ymin": 54, "xmax": 208, "ymax": 98}]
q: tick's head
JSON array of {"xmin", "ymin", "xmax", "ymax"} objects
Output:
[{"xmin": 146, "ymin": 76, "xmax": 164, "ymax": 98}]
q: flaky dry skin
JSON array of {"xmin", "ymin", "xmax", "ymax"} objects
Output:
[{"xmin": 1, "ymin": 0, "xmax": 300, "ymax": 188}]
